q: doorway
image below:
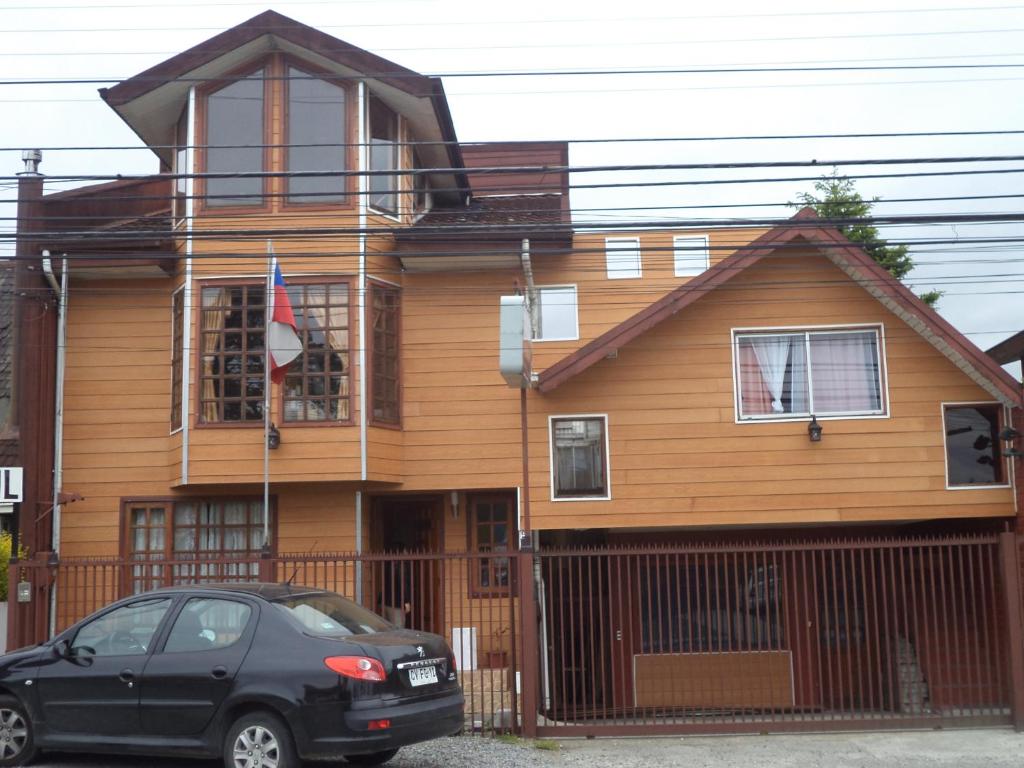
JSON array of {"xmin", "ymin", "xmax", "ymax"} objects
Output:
[{"xmin": 369, "ymin": 495, "xmax": 444, "ymax": 635}]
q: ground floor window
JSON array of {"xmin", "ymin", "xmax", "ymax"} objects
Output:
[{"xmin": 469, "ymin": 493, "xmax": 517, "ymax": 596}]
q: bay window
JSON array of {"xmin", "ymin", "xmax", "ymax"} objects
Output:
[
  {"xmin": 199, "ymin": 284, "xmax": 265, "ymax": 424},
  {"xmin": 369, "ymin": 96, "xmax": 399, "ymax": 213},
  {"xmin": 203, "ymin": 70, "xmax": 265, "ymax": 208},
  {"xmin": 286, "ymin": 66, "xmax": 347, "ymax": 204},
  {"xmin": 370, "ymin": 283, "xmax": 400, "ymax": 425},
  {"xmin": 735, "ymin": 327, "xmax": 885, "ymax": 420},
  {"xmin": 282, "ymin": 282, "xmax": 351, "ymax": 422}
]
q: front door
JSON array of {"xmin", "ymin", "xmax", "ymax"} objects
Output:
[
  {"xmin": 139, "ymin": 596, "xmax": 258, "ymax": 736},
  {"xmin": 370, "ymin": 495, "xmax": 443, "ymax": 635},
  {"xmin": 35, "ymin": 597, "xmax": 174, "ymax": 738}
]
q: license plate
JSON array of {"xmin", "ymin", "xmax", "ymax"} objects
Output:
[{"xmin": 408, "ymin": 665, "xmax": 438, "ymax": 687}]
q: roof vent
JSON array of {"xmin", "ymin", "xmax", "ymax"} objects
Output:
[{"xmin": 20, "ymin": 149, "xmax": 42, "ymax": 175}]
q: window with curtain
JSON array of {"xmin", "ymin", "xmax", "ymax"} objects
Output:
[
  {"xmin": 282, "ymin": 282, "xmax": 351, "ymax": 422},
  {"xmin": 370, "ymin": 284, "xmax": 400, "ymax": 425},
  {"xmin": 736, "ymin": 328, "xmax": 884, "ymax": 419},
  {"xmin": 204, "ymin": 70, "xmax": 265, "ymax": 208},
  {"xmin": 198, "ymin": 284, "xmax": 265, "ymax": 423},
  {"xmin": 369, "ymin": 96, "xmax": 399, "ymax": 213},
  {"xmin": 170, "ymin": 288, "xmax": 184, "ymax": 431},
  {"xmin": 944, "ymin": 404, "xmax": 1004, "ymax": 486},
  {"xmin": 470, "ymin": 494, "xmax": 516, "ymax": 596},
  {"xmin": 286, "ymin": 66, "xmax": 347, "ymax": 204},
  {"xmin": 551, "ymin": 416, "xmax": 609, "ymax": 499},
  {"xmin": 127, "ymin": 499, "xmax": 267, "ymax": 594}
]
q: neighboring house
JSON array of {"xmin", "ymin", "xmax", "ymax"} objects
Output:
[{"xmin": 12, "ymin": 11, "xmax": 1024, "ymax": 734}]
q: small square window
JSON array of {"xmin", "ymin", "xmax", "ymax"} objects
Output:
[
  {"xmin": 673, "ymin": 235, "xmax": 710, "ymax": 277},
  {"xmin": 605, "ymin": 237, "xmax": 641, "ymax": 280},
  {"xmin": 551, "ymin": 416, "xmax": 609, "ymax": 499},
  {"xmin": 531, "ymin": 286, "xmax": 578, "ymax": 341},
  {"xmin": 944, "ymin": 404, "xmax": 1005, "ymax": 487}
]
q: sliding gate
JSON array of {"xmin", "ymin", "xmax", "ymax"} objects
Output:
[{"xmin": 536, "ymin": 534, "xmax": 1018, "ymax": 735}]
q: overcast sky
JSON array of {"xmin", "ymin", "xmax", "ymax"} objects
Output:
[{"xmin": 1, "ymin": 0, "xmax": 1022, "ymax": 378}]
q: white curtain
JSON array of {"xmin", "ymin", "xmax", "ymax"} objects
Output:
[{"xmin": 749, "ymin": 335, "xmax": 793, "ymax": 413}]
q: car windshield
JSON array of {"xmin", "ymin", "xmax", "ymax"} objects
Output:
[{"xmin": 273, "ymin": 592, "xmax": 392, "ymax": 636}]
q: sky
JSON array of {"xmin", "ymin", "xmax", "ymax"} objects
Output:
[{"xmin": 1, "ymin": 0, "xmax": 1022, "ymax": 378}]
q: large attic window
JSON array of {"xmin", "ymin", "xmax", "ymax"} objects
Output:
[
  {"xmin": 204, "ymin": 70, "xmax": 266, "ymax": 208},
  {"xmin": 286, "ymin": 66, "xmax": 348, "ymax": 204}
]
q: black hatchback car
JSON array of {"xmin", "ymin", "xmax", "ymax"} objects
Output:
[{"xmin": 0, "ymin": 583, "xmax": 464, "ymax": 767}]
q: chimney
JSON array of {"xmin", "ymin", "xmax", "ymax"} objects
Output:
[{"xmin": 19, "ymin": 149, "xmax": 42, "ymax": 176}]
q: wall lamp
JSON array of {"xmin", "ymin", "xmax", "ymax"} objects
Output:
[
  {"xmin": 267, "ymin": 423, "xmax": 281, "ymax": 450},
  {"xmin": 808, "ymin": 415, "xmax": 823, "ymax": 443}
]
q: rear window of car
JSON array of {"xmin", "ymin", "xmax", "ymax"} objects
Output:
[{"xmin": 273, "ymin": 592, "xmax": 392, "ymax": 636}]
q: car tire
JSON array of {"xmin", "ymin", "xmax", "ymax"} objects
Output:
[
  {"xmin": 345, "ymin": 748, "xmax": 400, "ymax": 766},
  {"xmin": 223, "ymin": 711, "xmax": 298, "ymax": 768},
  {"xmin": 0, "ymin": 696, "xmax": 38, "ymax": 767}
]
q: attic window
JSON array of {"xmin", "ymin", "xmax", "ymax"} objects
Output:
[
  {"xmin": 286, "ymin": 66, "xmax": 347, "ymax": 204},
  {"xmin": 204, "ymin": 70, "xmax": 265, "ymax": 208},
  {"xmin": 369, "ymin": 96, "xmax": 398, "ymax": 214}
]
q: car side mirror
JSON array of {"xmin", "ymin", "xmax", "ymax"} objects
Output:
[{"xmin": 53, "ymin": 639, "xmax": 72, "ymax": 659}]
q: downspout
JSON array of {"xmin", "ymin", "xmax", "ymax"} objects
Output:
[
  {"xmin": 355, "ymin": 81, "xmax": 369, "ymax": 601},
  {"xmin": 42, "ymin": 254, "xmax": 67, "ymax": 639},
  {"xmin": 520, "ymin": 238, "xmax": 538, "ymax": 339},
  {"xmin": 181, "ymin": 86, "xmax": 196, "ymax": 485}
]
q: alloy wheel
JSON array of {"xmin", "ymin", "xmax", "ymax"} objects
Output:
[
  {"xmin": 0, "ymin": 708, "xmax": 27, "ymax": 760},
  {"xmin": 232, "ymin": 724, "xmax": 280, "ymax": 768}
]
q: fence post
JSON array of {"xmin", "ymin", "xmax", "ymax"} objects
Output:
[
  {"xmin": 998, "ymin": 531, "xmax": 1024, "ymax": 730},
  {"xmin": 5, "ymin": 556, "xmax": 18, "ymax": 652},
  {"xmin": 517, "ymin": 550, "xmax": 539, "ymax": 738}
]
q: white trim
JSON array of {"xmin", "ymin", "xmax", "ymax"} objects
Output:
[
  {"xmin": 731, "ymin": 324, "xmax": 889, "ymax": 424},
  {"xmin": 548, "ymin": 413, "xmax": 612, "ymax": 502},
  {"xmin": 673, "ymin": 234, "xmax": 710, "ymax": 278},
  {"xmin": 941, "ymin": 400, "xmax": 1013, "ymax": 491},
  {"xmin": 169, "ymin": 283, "xmax": 186, "ymax": 437},
  {"xmin": 181, "ymin": 85, "xmax": 196, "ymax": 485},
  {"xmin": 605, "ymin": 236, "xmax": 642, "ymax": 280},
  {"xmin": 530, "ymin": 284, "xmax": 579, "ymax": 343},
  {"xmin": 358, "ymin": 81, "xmax": 369, "ymax": 482}
]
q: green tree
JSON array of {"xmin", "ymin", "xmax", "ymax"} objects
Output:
[{"xmin": 794, "ymin": 170, "xmax": 941, "ymax": 307}]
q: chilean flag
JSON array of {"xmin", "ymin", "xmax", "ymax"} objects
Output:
[{"xmin": 267, "ymin": 260, "xmax": 302, "ymax": 384}]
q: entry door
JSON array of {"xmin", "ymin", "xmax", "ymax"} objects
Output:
[
  {"xmin": 35, "ymin": 597, "xmax": 174, "ymax": 737},
  {"xmin": 139, "ymin": 596, "xmax": 258, "ymax": 736},
  {"xmin": 371, "ymin": 496, "xmax": 443, "ymax": 635}
]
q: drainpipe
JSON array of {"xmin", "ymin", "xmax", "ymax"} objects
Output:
[
  {"xmin": 355, "ymin": 81, "xmax": 369, "ymax": 602},
  {"xmin": 41, "ymin": 254, "xmax": 67, "ymax": 639},
  {"xmin": 520, "ymin": 238, "xmax": 538, "ymax": 339}
]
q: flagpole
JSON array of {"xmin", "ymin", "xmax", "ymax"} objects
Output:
[{"xmin": 263, "ymin": 240, "xmax": 273, "ymax": 553}]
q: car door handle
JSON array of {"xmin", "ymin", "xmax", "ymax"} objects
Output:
[
  {"xmin": 211, "ymin": 666, "xmax": 228, "ymax": 680},
  {"xmin": 119, "ymin": 669, "xmax": 135, "ymax": 687}
]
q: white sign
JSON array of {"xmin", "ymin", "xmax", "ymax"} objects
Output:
[{"xmin": 0, "ymin": 468, "xmax": 23, "ymax": 503}]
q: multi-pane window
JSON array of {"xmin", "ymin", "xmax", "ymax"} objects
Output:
[
  {"xmin": 199, "ymin": 285, "xmax": 265, "ymax": 423},
  {"xmin": 944, "ymin": 404, "xmax": 1005, "ymax": 486},
  {"xmin": 170, "ymin": 288, "xmax": 184, "ymax": 431},
  {"xmin": 531, "ymin": 285, "xmax": 578, "ymax": 341},
  {"xmin": 127, "ymin": 499, "xmax": 268, "ymax": 593},
  {"xmin": 735, "ymin": 328, "xmax": 884, "ymax": 419},
  {"xmin": 551, "ymin": 416, "xmax": 609, "ymax": 499},
  {"xmin": 370, "ymin": 284, "xmax": 400, "ymax": 424},
  {"xmin": 470, "ymin": 495, "xmax": 516, "ymax": 596},
  {"xmin": 605, "ymin": 237, "xmax": 642, "ymax": 279},
  {"xmin": 282, "ymin": 282, "xmax": 351, "ymax": 422},
  {"xmin": 369, "ymin": 96, "xmax": 398, "ymax": 213},
  {"xmin": 204, "ymin": 70, "xmax": 265, "ymax": 207},
  {"xmin": 287, "ymin": 66, "xmax": 347, "ymax": 204}
]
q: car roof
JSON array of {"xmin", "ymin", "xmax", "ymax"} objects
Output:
[{"xmin": 139, "ymin": 582, "xmax": 330, "ymax": 602}]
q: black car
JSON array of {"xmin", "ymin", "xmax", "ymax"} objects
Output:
[{"xmin": 0, "ymin": 583, "xmax": 464, "ymax": 767}]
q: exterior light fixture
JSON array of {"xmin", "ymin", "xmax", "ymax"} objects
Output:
[
  {"xmin": 808, "ymin": 415, "xmax": 823, "ymax": 443},
  {"xmin": 267, "ymin": 423, "xmax": 281, "ymax": 450}
]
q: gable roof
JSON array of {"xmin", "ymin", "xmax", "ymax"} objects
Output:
[
  {"xmin": 99, "ymin": 10, "xmax": 467, "ymax": 201},
  {"xmin": 537, "ymin": 208, "xmax": 1023, "ymax": 407}
]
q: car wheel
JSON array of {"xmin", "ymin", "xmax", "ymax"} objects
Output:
[
  {"xmin": 224, "ymin": 711, "xmax": 297, "ymax": 768},
  {"xmin": 0, "ymin": 696, "xmax": 38, "ymax": 767},
  {"xmin": 345, "ymin": 748, "xmax": 400, "ymax": 766}
]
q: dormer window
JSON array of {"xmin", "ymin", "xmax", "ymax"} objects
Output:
[
  {"xmin": 286, "ymin": 66, "xmax": 348, "ymax": 204},
  {"xmin": 204, "ymin": 69, "xmax": 266, "ymax": 208},
  {"xmin": 369, "ymin": 96, "xmax": 398, "ymax": 214}
]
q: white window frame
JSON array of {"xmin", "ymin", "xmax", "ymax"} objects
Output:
[
  {"xmin": 673, "ymin": 234, "xmax": 710, "ymax": 278},
  {"xmin": 605, "ymin": 236, "xmax": 642, "ymax": 280},
  {"xmin": 367, "ymin": 102, "xmax": 402, "ymax": 221},
  {"xmin": 548, "ymin": 414, "xmax": 612, "ymax": 502},
  {"xmin": 531, "ymin": 284, "xmax": 579, "ymax": 342},
  {"xmin": 941, "ymin": 401, "xmax": 1012, "ymax": 491},
  {"xmin": 731, "ymin": 324, "xmax": 889, "ymax": 423}
]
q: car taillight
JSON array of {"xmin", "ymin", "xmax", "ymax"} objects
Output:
[{"xmin": 324, "ymin": 656, "xmax": 386, "ymax": 682}]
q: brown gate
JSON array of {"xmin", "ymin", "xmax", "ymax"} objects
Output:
[{"xmin": 535, "ymin": 533, "xmax": 1019, "ymax": 736}]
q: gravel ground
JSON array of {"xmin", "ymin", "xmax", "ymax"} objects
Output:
[{"xmin": 30, "ymin": 729, "xmax": 1024, "ymax": 768}]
